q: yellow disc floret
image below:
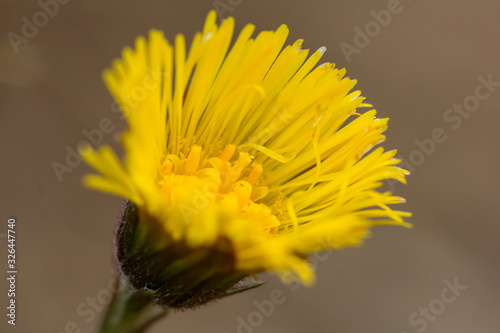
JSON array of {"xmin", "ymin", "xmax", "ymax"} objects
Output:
[{"xmin": 158, "ymin": 144, "xmax": 280, "ymax": 250}]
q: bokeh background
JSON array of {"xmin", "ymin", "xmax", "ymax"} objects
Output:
[{"xmin": 1, "ymin": 0, "xmax": 499, "ymax": 332}]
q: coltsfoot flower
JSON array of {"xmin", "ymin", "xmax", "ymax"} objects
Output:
[{"xmin": 82, "ymin": 11, "xmax": 410, "ymax": 309}]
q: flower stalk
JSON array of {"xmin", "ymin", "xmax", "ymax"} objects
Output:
[{"xmin": 97, "ymin": 276, "xmax": 167, "ymax": 333}]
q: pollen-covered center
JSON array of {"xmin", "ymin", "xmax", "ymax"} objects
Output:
[{"xmin": 158, "ymin": 145, "xmax": 281, "ymax": 248}]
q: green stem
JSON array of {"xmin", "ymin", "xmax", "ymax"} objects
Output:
[{"xmin": 97, "ymin": 277, "xmax": 168, "ymax": 333}]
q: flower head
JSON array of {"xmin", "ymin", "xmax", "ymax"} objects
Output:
[{"xmin": 82, "ymin": 11, "xmax": 410, "ymax": 308}]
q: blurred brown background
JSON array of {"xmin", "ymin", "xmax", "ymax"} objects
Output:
[{"xmin": 1, "ymin": 0, "xmax": 499, "ymax": 332}]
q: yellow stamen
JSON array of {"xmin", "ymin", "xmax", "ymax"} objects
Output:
[
  {"xmin": 161, "ymin": 159, "xmax": 173, "ymax": 175},
  {"xmin": 184, "ymin": 145, "xmax": 202, "ymax": 175},
  {"xmin": 220, "ymin": 145, "xmax": 236, "ymax": 162},
  {"xmin": 247, "ymin": 163, "xmax": 263, "ymax": 186}
]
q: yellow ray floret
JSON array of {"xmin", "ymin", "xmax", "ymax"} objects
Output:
[{"xmin": 81, "ymin": 10, "xmax": 410, "ymax": 285}]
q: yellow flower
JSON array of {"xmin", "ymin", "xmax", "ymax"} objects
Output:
[{"xmin": 81, "ymin": 11, "xmax": 410, "ymax": 293}]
